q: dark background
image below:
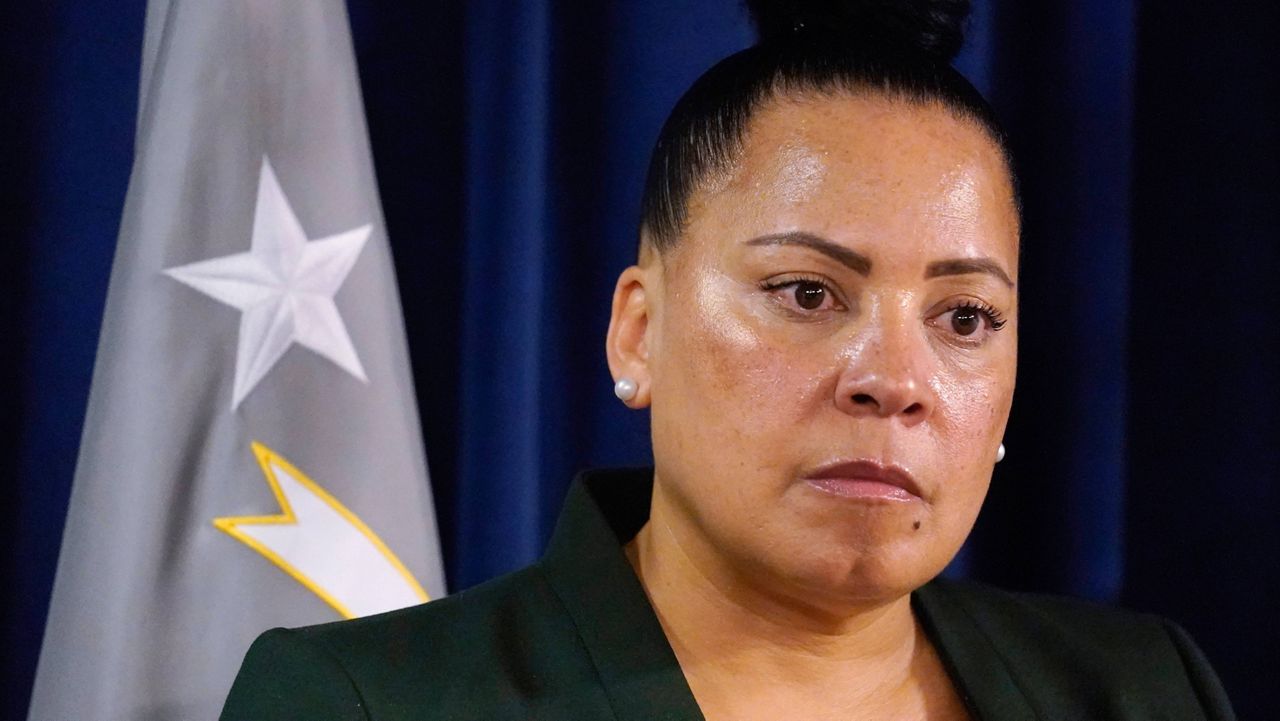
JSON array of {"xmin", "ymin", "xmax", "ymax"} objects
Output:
[{"xmin": 3, "ymin": 1, "xmax": 1276, "ymax": 718}]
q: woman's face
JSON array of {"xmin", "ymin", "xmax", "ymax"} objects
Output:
[{"xmin": 633, "ymin": 93, "xmax": 1020, "ymax": 606}]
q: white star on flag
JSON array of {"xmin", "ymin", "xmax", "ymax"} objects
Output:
[{"xmin": 165, "ymin": 157, "xmax": 372, "ymax": 409}]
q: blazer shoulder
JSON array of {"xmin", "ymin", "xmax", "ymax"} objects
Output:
[
  {"xmin": 221, "ymin": 626, "xmax": 369, "ymax": 720},
  {"xmin": 930, "ymin": 576, "xmax": 1165, "ymax": 637},
  {"xmin": 924, "ymin": 578, "xmax": 1236, "ymax": 720},
  {"xmin": 292, "ymin": 563, "xmax": 576, "ymax": 676},
  {"xmin": 295, "ymin": 564, "xmax": 555, "ymax": 650},
  {"xmin": 224, "ymin": 564, "xmax": 611, "ymax": 719}
]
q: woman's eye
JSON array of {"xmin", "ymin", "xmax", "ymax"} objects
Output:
[
  {"xmin": 934, "ymin": 302, "xmax": 1006, "ymax": 341},
  {"xmin": 761, "ymin": 277, "xmax": 843, "ymax": 316},
  {"xmin": 793, "ymin": 282, "xmax": 827, "ymax": 310},
  {"xmin": 951, "ymin": 307, "xmax": 980, "ymax": 336}
]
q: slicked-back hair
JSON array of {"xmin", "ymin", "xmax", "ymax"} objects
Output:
[{"xmin": 638, "ymin": 35, "xmax": 1019, "ymax": 252}]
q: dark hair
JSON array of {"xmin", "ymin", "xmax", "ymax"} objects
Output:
[{"xmin": 639, "ymin": 0, "xmax": 1018, "ymax": 251}]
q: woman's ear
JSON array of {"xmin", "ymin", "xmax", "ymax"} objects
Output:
[{"xmin": 605, "ymin": 264, "xmax": 655, "ymax": 408}]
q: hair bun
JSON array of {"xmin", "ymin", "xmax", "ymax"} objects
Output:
[{"xmin": 744, "ymin": 0, "xmax": 972, "ymax": 62}]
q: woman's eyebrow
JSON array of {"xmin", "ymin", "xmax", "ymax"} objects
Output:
[
  {"xmin": 925, "ymin": 258, "xmax": 1015, "ymax": 288},
  {"xmin": 743, "ymin": 232, "xmax": 872, "ymax": 275}
]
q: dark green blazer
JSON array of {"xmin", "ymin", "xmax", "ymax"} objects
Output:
[{"xmin": 221, "ymin": 468, "xmax": 1236, "ymax": 720}]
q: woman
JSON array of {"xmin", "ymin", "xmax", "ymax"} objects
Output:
[{"xmin": 221, "ymin": 2, "xmax": 1235, "ymax": 719}]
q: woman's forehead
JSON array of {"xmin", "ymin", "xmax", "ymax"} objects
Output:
[
  {"xmin": 685, "ymin": 93, "xmax": 1020, "ymax": 266},
  {"xmin": 739, "ymin": 95, "xmax": 1003, "ymax": 202}
]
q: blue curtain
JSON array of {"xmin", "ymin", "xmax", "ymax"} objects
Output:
[{"xmin": 3, "ymin": 1, "xmax": 1275, "ymax": 718}]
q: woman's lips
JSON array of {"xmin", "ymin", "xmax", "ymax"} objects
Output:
[{"xmin": 803, "ymin": 460, "xmax": 923, "ymax": 502}]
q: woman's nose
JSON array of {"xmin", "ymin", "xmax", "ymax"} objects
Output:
[{"xmin": 833, "ymin": 328, "xmax": 935, "ymax": 426}]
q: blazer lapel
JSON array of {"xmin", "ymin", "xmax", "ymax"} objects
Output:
[
  {"xmin": 540, "ymin": 469, "xmax": 706, "ymax": 721},
  {"xmin": 914, "ymin": 580, "xmax": 1039, "ymax": 721}
]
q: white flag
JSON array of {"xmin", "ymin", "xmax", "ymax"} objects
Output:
[{"xmin": 28, "ymin": 1, "xmax": 445, "ymax": 718}]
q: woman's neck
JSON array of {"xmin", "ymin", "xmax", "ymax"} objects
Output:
[{"xmin": 624, "ymin": 489, "xmax": 966, "ymax": 721}]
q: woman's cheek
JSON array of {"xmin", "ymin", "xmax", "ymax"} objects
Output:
[
  {"xmin": 682, "ymin": 277, "xmax": 780, "ymax": 408},
  {"xmin": 673, "ymin": 266, "xmax": 847, "ymax": 437},
  {"xmin": 928, "ymin": 366, "xmax": 1008, "ymax": 468}
]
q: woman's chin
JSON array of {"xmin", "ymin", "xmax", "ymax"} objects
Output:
[{"xmin": 755, "ymin": 532, "xmax": 956, "ymax": 611}]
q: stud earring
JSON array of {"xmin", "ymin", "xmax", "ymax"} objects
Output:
[
  {"xmin": 613, "ymin": 377, "xmax": 638, "ymax": 402},
  {"xmin": 996, "ymin": 443, "xmax": 1006, "ymax": 463}
]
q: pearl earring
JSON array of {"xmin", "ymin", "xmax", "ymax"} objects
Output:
[
  {"xmin": 613, "ymin": 377, "xmax": 638, "ymax": 402},
  {"xmin": 996, "ymin": 443, "xmax": 1006, "ymax": 463}
]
